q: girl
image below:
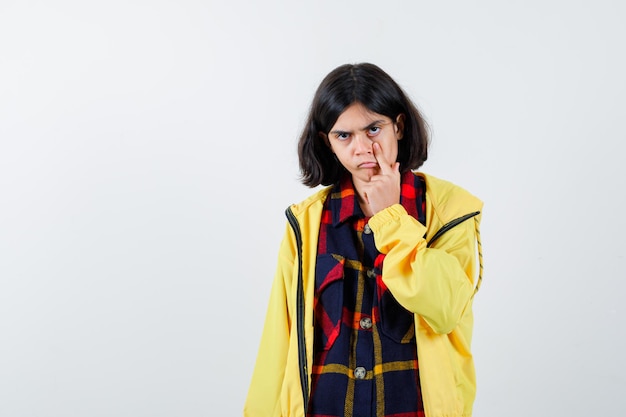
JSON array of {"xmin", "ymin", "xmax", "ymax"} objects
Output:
[{"xmin": 244, "ymin": 63, "xmax": 483, "ymax": 417}]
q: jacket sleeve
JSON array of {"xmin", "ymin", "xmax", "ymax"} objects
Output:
[
  {"xmin": 368, "ymin": 204, "xmax": 479, "ymax": 335},
  {"xmin": 244, "ymin": 223, "xmax": 295, "ymax": 417}
]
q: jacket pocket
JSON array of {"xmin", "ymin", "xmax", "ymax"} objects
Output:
[
  {"xmin": 313, "ymin": 254, "xmax": 345, "ymax": 351},
  {"xmin": 377, "ymin": 283, "xmax": 415, "ymax": 344}
]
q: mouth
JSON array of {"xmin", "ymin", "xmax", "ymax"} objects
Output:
[{"xmin": 358, "ymin": 162, "xmax": 378, "ymax": 169}]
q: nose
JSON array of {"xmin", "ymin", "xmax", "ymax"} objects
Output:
[{"xmin": 353, "ymin": 133, "xmax": 373, "ymax": 154}]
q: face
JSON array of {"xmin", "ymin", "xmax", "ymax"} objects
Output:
[{"xmin": 323, "ymin": 102, "xmax": 404, "ymax": 185}]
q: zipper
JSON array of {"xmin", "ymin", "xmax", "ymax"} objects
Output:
[
  {"xmin": 427, "ymin": 211, "xmax": 480, "ymax": 248},
  {"xmin": 285, "ymin": 207, "xmax": 309, "ymax": 413}
]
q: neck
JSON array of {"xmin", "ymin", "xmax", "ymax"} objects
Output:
[{"xmin": 352, "ymin": 177, "xmax": 375, "ymax": 217}]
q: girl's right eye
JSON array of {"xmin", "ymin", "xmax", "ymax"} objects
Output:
[{"xmin": 336, "ymin": 133, "xmax": 350, "ymax": 141}]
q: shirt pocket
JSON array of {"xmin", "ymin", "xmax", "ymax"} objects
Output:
[
  {"xmin": 313, "ymin": 253, "xmax": 345, "ymax": 351},
  {"xmin": 377, "ymin": 284, "xmax": 416, "ymax": 344}
]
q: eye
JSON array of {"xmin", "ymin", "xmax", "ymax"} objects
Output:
[
  {"xmin": 336, "ymin": 132, "xmax": 350, "ymax": 141},
  {"xmin": 368, "ymin": 126, "xmax": 381, "ymax": 135}
]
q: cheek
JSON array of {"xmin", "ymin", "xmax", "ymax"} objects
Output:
[
  {"xmin": 387, "ymin": 139, "xmax": 400, "ymax": 160},
  {"xmin": 333, "ymin": 149, "xmax": 350, "ymax": 166}
]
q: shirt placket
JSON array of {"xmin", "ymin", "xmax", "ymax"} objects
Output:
[{"xmin": 349, "ymin": 219, "xmax": 379, "ymax": 417}]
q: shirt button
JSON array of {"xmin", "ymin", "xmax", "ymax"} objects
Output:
[
  {"xmin": 366, "ymin": 269, "xmax": 377, "ymax": 279},
  {"xmin": 363, "ymin": 224, "xmax": 372, "ymax": 234},
  {"xmin": 359, "ymin": 317, "xmax": 372, "ymax": 330},
  {"xmin": 354, "ymin": 367, "xmax": 366, "ymax": 379}
]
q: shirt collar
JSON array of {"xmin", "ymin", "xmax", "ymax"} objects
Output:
[
  {"xmin": 328, "ymin": 174, "xmax": 361, "ymax": 226},
  {"xmin": 328, "ymin": 171, "xmax": 418, "ymax": 227}
]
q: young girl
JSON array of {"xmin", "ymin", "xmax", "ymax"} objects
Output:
[{"xmin": 244, "ymin": 63, "xmax": 483, "ymax": 417}]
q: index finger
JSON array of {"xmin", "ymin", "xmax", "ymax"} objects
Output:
[{"xmin": 373, "ymin": 142, "xmax": 394, "ymax": 174}]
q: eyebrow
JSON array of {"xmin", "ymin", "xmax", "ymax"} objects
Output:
[{"xmin": 329, "ymin": 120, "xmax": 387, "ymax": 136}]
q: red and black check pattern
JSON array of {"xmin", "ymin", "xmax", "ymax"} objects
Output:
[{"xmin": 307, "ymin": 171, "xmax": 427, "ymax": 417}]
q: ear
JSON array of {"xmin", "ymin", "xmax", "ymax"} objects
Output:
[
  {"xmin": 318, "ymin": 132, "xmax": 332, "ymax": 150},
  {"xmin": 395, "ymin": 114, "xmax": 405, "ymax": 140}
]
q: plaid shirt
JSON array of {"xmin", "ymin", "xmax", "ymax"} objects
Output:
[{"xmin": 307, "ymin": 171, "xmax": 427, "ymax": 417}]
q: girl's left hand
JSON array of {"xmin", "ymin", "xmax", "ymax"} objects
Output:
[{"xmin": 362, "ymin": 142, "xmax": 401, "ymax": 215}]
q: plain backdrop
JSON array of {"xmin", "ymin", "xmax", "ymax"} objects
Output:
[{"xmin": 1, "ymin": 1, "xmax": 625, "ymax": 416}]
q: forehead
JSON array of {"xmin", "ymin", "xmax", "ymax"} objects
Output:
[{"xmin": 331, "ymin": 102, "xmax": 391, "ymax": 129}]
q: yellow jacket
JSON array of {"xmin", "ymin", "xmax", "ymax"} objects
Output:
[{"xmin": 244, "ymin": 172, "xmax": 483, "ymax": 417}]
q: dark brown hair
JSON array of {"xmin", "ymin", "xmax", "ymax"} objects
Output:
[{"xmin": 298, "ymin": 63, "xmax": 429, "ymax": 187}]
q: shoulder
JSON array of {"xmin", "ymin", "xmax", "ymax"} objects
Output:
[
  {"xmin": 287, "ymin": 186, "xmax": 333, "ymax": 219},
  {"xmin": 414, "ymin": 172, "xmax": 483, "ymax": 222}
]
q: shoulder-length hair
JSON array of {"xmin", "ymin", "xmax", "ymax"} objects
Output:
[{"xmin": 298, "ymin": 63, "xmax": 430, "ymax": 187}]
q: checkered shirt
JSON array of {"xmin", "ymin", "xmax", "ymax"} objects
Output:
[{"xmin": 307, "ymin": 171, "xmax": 427, "ymax": 417}]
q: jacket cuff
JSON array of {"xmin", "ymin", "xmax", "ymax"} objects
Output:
[
  {"xmin": 368, "ymin": 204, "xmax": 406, "ymax": 229},
  {"xmin": 368, "ymin": 204, "xmax": 427, "ymax": 238}
]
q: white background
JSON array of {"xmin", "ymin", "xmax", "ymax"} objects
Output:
[{"xmin": 1, "ymin": 1, "xmax": 625, "ymax": 416}]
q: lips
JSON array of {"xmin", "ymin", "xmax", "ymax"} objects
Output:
[{"xmin": 359, "ymin": 162, "xmax": 378, "ymax": 169}]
